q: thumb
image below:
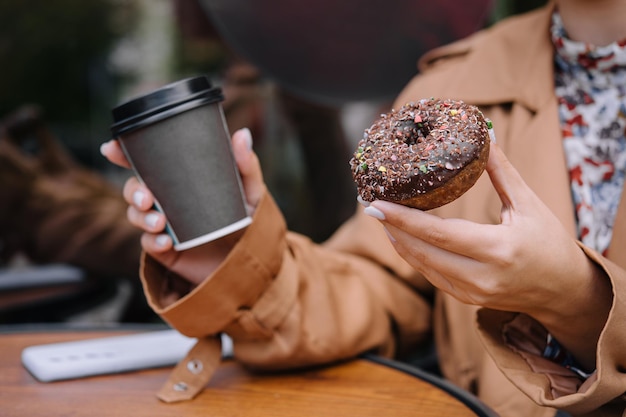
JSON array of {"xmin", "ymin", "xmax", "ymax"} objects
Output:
[
  {"xmin": 485, "ymin": 142, "xmax": 528, "ymax": 211},
  {"xmin": 231, "ymin": 128, "xmax": 265, "ymax": 211},
  {"xmin": 100, "ymin": 139, "xmax": 132, "ymax": 169}
]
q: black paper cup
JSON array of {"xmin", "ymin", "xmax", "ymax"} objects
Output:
[{"xmin": 110, "ymin": 76, "xmax": 252, "ymax": 251}]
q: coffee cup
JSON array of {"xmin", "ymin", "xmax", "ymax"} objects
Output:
[{"xmin": 110, "ymin": 76, "xmax": 252, "ymax": 251}]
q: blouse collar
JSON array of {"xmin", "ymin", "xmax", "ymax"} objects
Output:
[{"xmin": 551, "ymin": 10, "xmax": 626, "ymax": 75}]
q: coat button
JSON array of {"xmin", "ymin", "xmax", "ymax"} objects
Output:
[
  {"xmin": 187, "ymin": 359, "xmax": 203, "ymax": 374},
  {"xmin": 173, "ymin": 382, "xmax": 188, "ymax": 392}
]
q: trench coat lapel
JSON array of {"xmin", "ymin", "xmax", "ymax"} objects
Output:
[
  {"xmin": 495, "ymin": 3, "xmax": 577, "ymax": 238},
  {"xmin": 492, "ymin": 3, "xmax": 626, "ymax": 267},
  {"xmin": 505, "ymin": 100, "xmax": 578, "ymax": 237},
  {"xmin": 415, "ymin": 3, "xmax": 578, "ymax": 236}
]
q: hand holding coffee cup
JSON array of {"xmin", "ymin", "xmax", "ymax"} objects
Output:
[{"xmin": 109, "ymin": 76, "xmax": 252, "ymax": 251}]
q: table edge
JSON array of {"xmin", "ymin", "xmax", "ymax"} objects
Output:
[
  {"xmin": 1, "ymin": 324, "xmax": 498, "ymax": 417},
  {"xmin": 362, "ymin": 353, "xmax": 499, "ymax": 417}
]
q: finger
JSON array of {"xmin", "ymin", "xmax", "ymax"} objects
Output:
[
  {"xmin": 384, "ymin": 223, "xmax": 483, "ymax": 302},
  {"xmin": 232, "ymin": 128, "xmax": 265, "ymax": 208},
  {"xmin": 122, "ymin": 177, "xmax": 154, "ymax": 210},
  {"xmin": 139, "ymin": 232, "xmax": 186, "ymax": 273},
  {"xmin": 141, "ymin": 233, "xmax": 175, "ymax": 254},
  {"xmin": 100, "ymin": 140, "xmax": 131, "ymax": 169},
  {"xmin": 386, "ymin": 221, "xmax": 475, "ymax": 273},
  {"xmin": 126, "ymin": 205, "xmax": 166, "ymax": 233},
  {"xmin": 367, "ymin": 201, "xmax": 500, "ymax": 260},
  {"xmin": 485, "ymin": 142, "xmax": 530, "ymax": 212}
]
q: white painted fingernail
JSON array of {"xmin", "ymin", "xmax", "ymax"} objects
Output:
[
  {"xmin": 133, "ymin": 190, "xmax": 145, "ymax": 207},
  {"xmin": 145, "ymin": 213, "xmax": 159, "ymax": 228},
  {"xmin": 364, "ymin": 206, "xmax": 385, "ymax": 220},
  {"xmin": 155, "ymin": 234, "xmax": 170, "ymax": 248},
  {"xmin": 99, "ymin": 142, "xmax": 109, "ymax": 156},
  {"xmin": 240, "ymin": 128, "xmax": 253, "ymax": 151},
  {"xmin": 357, "ymin": 195, "xmax": 370, "ymax": 207}
]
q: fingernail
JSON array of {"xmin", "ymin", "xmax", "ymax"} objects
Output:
[
  {"xmin": 133, "ymin": 190, "xmax": 145, "ymax": 207},
  {"xmin": 364, "ymin": 206, "xmax": 385, "ymax": 220},
  {"xmin": 145, "ymin": 213, "xmax": 159, "ymax": 228},
  {"xmin": 99, "ymin": 142, "xmax": 110, "ymax": 156},
  {"xmin": 155, "ymin": 234, "xmax": 170, "ymax": 248},
  {"xmin": 357, "ymin": 195, "xmax": 370, "ymax": 207},
  {"xmin": 240, "ymin": 128, "xmax": 253, "ymax": 152}
]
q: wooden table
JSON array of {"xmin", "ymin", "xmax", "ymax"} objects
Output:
[{"xmin": 0, "ymin": 328, "xmax": 497, "ymax": 417}]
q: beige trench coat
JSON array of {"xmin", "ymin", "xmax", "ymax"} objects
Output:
[{"xmin": 140, "ymin": 4, "xmax": 626, "ymax": 416}]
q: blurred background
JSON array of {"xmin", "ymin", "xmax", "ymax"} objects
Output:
[{"xmin": 0, "ymin": 0, "xmax": 545, "ymax": 326}]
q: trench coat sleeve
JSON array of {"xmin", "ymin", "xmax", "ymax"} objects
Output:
[
  {"xmin": 139, "ymin": 189, "xmax": 433, "ymax": 370},
  {"xmin": 477, "ymin": 244, "xmax": 626, "ymax": 416},
  {"xmin": 0, "ymin": 138, "xmax": 142, "ymax": 278}
]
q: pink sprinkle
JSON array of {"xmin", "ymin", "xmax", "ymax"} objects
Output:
[{"xmin": 414, "ymin": 115, "xmax": 422, "ymax": 123}]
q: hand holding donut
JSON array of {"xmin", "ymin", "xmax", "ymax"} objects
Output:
[
  {"xmin": 363, "ymin": 141, "xmax": 612, "ymax": 371},
  {"xmin": 100, "ymin": 128, "xmax": 265, "ymax": 286}
]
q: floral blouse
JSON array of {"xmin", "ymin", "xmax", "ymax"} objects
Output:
[{"xmin": 552, "ymin": 12, "xmax": 626, "ymax": 256}]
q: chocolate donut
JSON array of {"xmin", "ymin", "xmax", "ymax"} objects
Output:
[{"xmin": 350, "ymin": 98, "xmax": 491, "ymax": 210}]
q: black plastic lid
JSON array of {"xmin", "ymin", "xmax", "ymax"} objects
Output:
[{"xmin": 110, "ymin": 75, "xmax": 224, "ymax": 137}]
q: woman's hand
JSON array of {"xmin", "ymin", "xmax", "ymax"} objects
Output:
[
  {"xmin": 364, "ymin": 143, "xmax": 612, "ymax": 370},
  {"xmin": 100, "ymin": 128, "xmax": 265, "ymax": 286}
]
